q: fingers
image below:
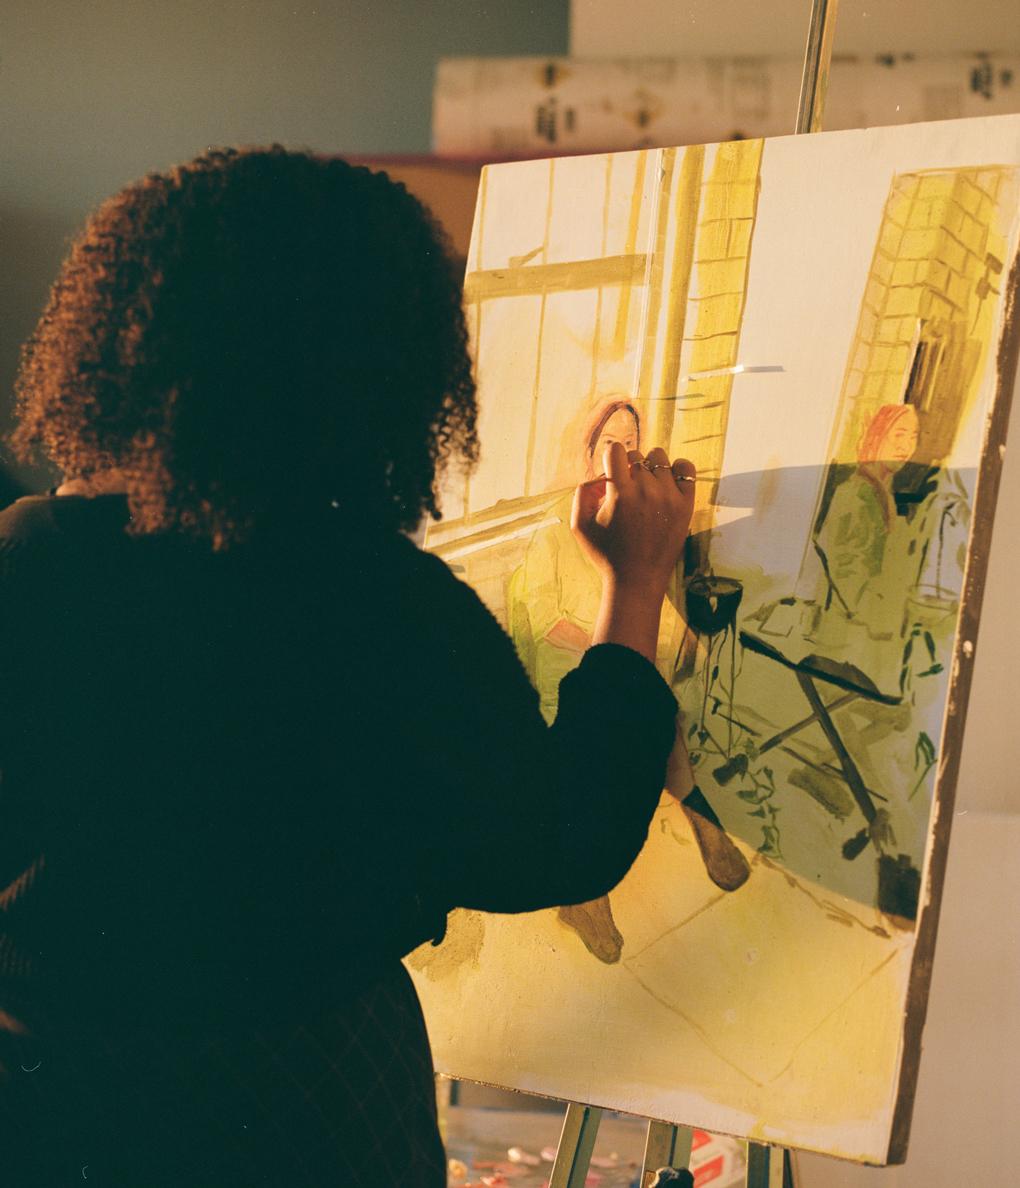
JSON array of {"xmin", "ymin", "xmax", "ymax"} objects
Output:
[
  {"xmin": 572, "ymin": 475, "xmax": 613, "ymax": 568},
  {"xmin": 672, "ymin": 457, "xmax": 696, "ymax": 489},
  {"xmin": 616, "ymin": 445, "xmax": 691, "ymax": 491},
  {"xmin": 573, "ymin": 442, "xmax": 695, "ymax": 582},
  {"xmin": 643, "ymin": 446, "xmax": 672, "ymax": 484},
  {"xmin": 604, "ymin": 440, "xmax": 634, "ymax": 487},
  {"xmin": 571, "ymin": 476, "xmax": 607, "ymax": 531},
  {"xmin": 638, "ymin": 447, "xmax": 696, "ymax": 498}
]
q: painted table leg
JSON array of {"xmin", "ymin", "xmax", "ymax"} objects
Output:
[{"xmin": 794, "ymin": 670, "xmax": 879, "ymax": 826}]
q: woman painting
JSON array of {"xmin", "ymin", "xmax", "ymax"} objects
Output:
[
  {"xmin": 0, "ymin": 147, "xmax": 695, "ymax": 1185},
  {"xmin": 510, "ymin": 399, "xmax": 647, "ymax": 722}
]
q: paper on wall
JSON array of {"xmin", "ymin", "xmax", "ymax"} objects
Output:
[{"xmin": 432, "ymin": 54, "xmax": 1020, "ymax": 157}]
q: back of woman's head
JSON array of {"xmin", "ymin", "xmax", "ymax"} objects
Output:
[{"xmin": 12, "ymin": 146, "xmax": 477, "ymax": 546}]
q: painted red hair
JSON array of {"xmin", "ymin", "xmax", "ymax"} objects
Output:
[{"xmin": 857, "ymin": 403, "xmax": 918, "ymax": 464}]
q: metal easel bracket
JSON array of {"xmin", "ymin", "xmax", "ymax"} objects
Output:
[{"xmin": 795, "ymin": 0, "xmax": 841, "ymax": 134}]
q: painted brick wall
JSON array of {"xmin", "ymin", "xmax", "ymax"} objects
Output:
[
  {"xmin": 833, "ymin": 165, "xmax": 1018, "ymax": 468},
  {"xmin": 670, "ymin": 139, "xmax": 764, "ymax": 532}
]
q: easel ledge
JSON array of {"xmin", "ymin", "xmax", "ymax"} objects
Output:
[{"xmin": 545, "ymin": 3, "xmax": 838, "ymax": 1186}]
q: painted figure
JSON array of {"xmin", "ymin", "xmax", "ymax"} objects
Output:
[{"xmin": 814, "ymin": 403, "xmax": 920, "ymax": 637}]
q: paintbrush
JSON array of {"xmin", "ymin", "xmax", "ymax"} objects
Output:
[
  {"xmin": 587, "ymin": 363, "xmax": 784, "ymax": 482},
  {"xmin": 649, "ymin": 363, "xmax": 786, "ymax": 397}
]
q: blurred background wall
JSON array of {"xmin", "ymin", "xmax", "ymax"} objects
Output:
[
  {"xmin": 571, "ymin": 0, "xmax": 1020, "ymax": 57},
  {"xmin": 0, "ymin": 0, "xmax": 569, "ymax": 490}
]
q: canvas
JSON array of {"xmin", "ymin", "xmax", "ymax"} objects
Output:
[{"xmin": 407, "ymin": 114, "xmax": 1020, "ymax": 1165}]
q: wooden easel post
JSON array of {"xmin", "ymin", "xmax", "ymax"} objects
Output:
[
  {"xmin": 547, "ymin": 1103, "xmax": 603, "ymax": 1188},
  {"xmin": 796, "ymin": 0, "xmax": 840, "ymax": 133},
  {"xmin": 548, "ymin": 3, "xmax": 840, "ymax": 1186},
  {"xmin": 642, "ymin": 1121, "xmax": 694, "ymax": 1186},
  {"xmin": 746, "ymin": 1142, "xmax": 788, "ymax": 1188}
]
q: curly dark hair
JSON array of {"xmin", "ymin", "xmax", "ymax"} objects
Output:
[{"xmin": 11, "ymin": 146, "xmax": 478, "ymax": 546}]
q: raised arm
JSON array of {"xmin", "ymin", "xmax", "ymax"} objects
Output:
[
  {"xmin": 416, "ymin": 444, "xmax": 695, "ymax": 916},
  {"xmin": 573, "ymin": 443, "xmax": 695, "ymax": 662}
]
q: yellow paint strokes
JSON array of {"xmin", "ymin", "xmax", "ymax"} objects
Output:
[
  {"xmin": 406, "ymin": 910, "xmax": 485, "ymax": 982},
  {"xmin": 508, "ymin": 245, "xmax": 545, "ymax": 268},
  {"xmin": 637, "ymin": 148, "xmax": 678, "ymax": 411},
  {"xmin": 824, "ymin": 165, "xmax": 1020, "ymax": 469},
  {"xmin": 611, "ymin": 149, "xmax": 650, "ymax": 358},
  {"xmin": 625, "ymin": 887, "xmax": 728, "ymax": 963},
  {"xmin": 461, "ymin": 166, "xmax": 490, "ymax": 519},
  {"xmin": 474, "ymin": 164, "xmax": 490, "ymax": 271},
  {"xmin": 672, "ymin": 139, "xmax": 765, "ymax": 526},
  {"xmin": 523, "ymin": 159, "xmax": 557, "ymax": 497},
  {"xmin": 589, "ymin": 153, "xmax": 614, "ymax": 399},
  {"xmin": 621, "ymin": 846, "xmax": 908, "ymax": 1089},
  {"xmin": 687, "ymin": 333, "xmax": 740, "ymax": 375},
  {"xmin": 428, "ymin": 486, "xmax": 565, "ymax": 542},
  {"xmin": 463, "ymin": 253, "xmax": 649, "ymax": 302},
  {"xmin": 626, "ymin": 975, "xmax": 765, "ymax": 1088},
  {"xmin": 691, "ymin": 292, "xmax": 746, "ymax": 331},
  {"xmin": 700, "ymin": 179, "xmax": 758, "ymax": 221},
  {"xmin": 527, "ymin": 301, "xmax": 549, "ymax": 482},
  {"xmin": 428, "ymin": 498, "xmax": 566, "ymax": 560},
  {"xmin": 770, "ymin": 948, "xmax": 901, "ymax": 1085},
  {"xmin": 697, "ymin": 257, "xmax": 751, "ymax": 297},
  {"xmin": 651, "ymin": 144, "xmax": 705, "ymax": 447}
]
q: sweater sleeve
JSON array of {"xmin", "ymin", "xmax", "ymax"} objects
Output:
[{"xmin": 410, "ymin": 548, "xmax": 678, "ymax": 915}]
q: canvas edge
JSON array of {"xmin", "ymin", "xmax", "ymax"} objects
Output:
[{"xmin": 885, "ymin": 250, "xmax": 1020, "ymax": 1163}]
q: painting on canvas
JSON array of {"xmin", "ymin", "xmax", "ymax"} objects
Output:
[{"xmin": 407, "ymin": 114, "xmax": 1020, "ymax": 1164}]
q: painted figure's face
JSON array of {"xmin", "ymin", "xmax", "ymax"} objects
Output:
[
  {"xmin": 882, "ymin": 417, "xmax": 919, "ymax": 470},
  {"xmin": 592, "ymin": 409, "xmax": 640, "ymax": 463}
]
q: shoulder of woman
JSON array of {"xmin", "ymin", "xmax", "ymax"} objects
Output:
[
  {"xmin": 406, "ymin": 540, "xmax": 531, "ymax": 660},
  {"xmin": 405, "ymin": 539, "xmax": 490, "ymax": 615},
  {"xmin": 0, "ymin": 494, "xmax": 62, "ymax": 541}
]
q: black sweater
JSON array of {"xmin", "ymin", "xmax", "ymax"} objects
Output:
[{"xmin": 0, "ymin": 493, "xmax": 677, "ymax": 1175}]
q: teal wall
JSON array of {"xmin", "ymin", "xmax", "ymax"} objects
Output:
[{"xmin": 1, "ymin": 0, "xmax": 568, "ymax": 489}]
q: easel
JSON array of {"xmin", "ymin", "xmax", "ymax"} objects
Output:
[{"xmin": 546, "ymin": 4, "xmax": 839, "ymax": 1186}]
